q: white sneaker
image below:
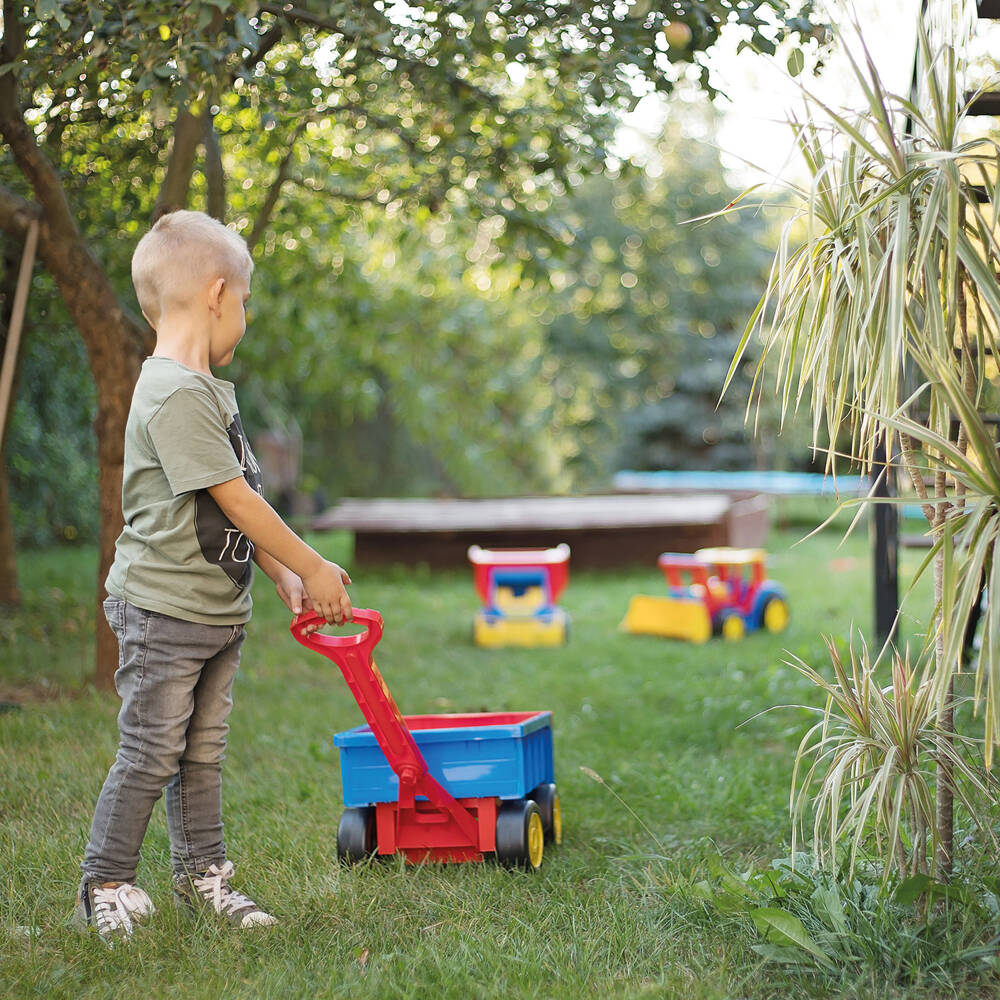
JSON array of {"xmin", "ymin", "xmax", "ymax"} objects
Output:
[
  {"xmin": 73, "ymin": 881, "xmax": 155, "ymax": 943},
  {"xmin": 173, "ymin": 861, "xmax": 277, "ymax": 928}
]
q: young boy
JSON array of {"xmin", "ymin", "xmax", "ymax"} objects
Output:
[{"xmin": 74, "ymin": 210, "xmax": 353, "ymax": 943}]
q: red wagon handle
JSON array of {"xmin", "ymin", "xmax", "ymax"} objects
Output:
[
  {"xmin": 289, "ymin": 608, "xmax": 478, "ymax": 842},
  {"xmin": 289, "ymin": 609, "xmax": 416, "ymax": 771},
  {"xmin": 290, "ymin": 607, "xmax": 383, "ymax": 655}
]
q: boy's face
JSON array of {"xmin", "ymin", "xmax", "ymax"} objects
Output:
[{"xmin": 210, "ymin": 275, "xmax": 250, "ymax": 367}]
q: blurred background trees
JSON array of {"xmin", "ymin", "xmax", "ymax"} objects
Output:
[
  {"xmin": 5, "ymin": 94, "xmax": 807, "ymax": 538},
  {"xmin": 2, "ymin": 3, "xmax": 826, "ymax": 544},
  {"xmin": 0, "ymin": 0, "xmax": 825, "ymax": 681}
]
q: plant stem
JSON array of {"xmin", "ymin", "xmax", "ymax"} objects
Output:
[
  {"xmin": 936, "ymin": 677, "xmax": 955, "ymax": 876},
  {"xmin": 899, "ymin": 432, "xmax": 935, "ymax": 524},
  {"xmin": 934, "ymin": 264, "xmax": 970, "ymax": 881}
]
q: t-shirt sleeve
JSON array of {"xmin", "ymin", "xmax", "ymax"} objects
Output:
[{"xmin": 147, "ymin": 388, "xmax": 244, "ymax": 496}]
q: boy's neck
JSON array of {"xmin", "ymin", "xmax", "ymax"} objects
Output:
[{"xmin": 150, "ymin": 314, "xmax": 214, "ymax": 375}]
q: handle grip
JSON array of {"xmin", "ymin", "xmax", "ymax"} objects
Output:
[
  {"xmin": 289, "ymin": 605, "xmax": 476, "ymax": 837},
  {"xmin": 289, "ymin": 607, "xmax": 383, "ymax": 660}
]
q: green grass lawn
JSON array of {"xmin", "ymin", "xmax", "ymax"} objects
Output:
[{"xmin": 2, "ymin": 520, "xmax": 991, "ymax": 999}]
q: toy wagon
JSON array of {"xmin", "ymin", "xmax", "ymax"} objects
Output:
[{"xmin": 290, "ymin": 608, "xmax": 562, "ymax": 869}]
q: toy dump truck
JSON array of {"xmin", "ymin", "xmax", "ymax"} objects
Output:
[{"xmin": 468, "ymin": 544, "xmax": 570, "ymax": 647}]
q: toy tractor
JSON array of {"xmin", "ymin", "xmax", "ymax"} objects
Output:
[{"xmin": 621, "ymin": 547, "xmax": 789, "ymax": 643}]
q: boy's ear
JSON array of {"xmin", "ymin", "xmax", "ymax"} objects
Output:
[{"xmin": 208, "ymin": 277, "xmax": 226, "ymax": 315}]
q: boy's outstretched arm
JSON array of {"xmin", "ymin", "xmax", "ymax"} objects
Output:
[{"xmin": 208, "ymin": 476, "xmax": 353, "ymax": 625}]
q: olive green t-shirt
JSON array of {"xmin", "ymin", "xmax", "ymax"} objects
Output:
[{"xmin": 105, "ymin": 357, "xmax": 264, "ymax": 625}]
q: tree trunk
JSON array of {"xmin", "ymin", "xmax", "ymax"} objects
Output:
[
  {"xmin": 153, "ymin": 109, "xmax": 206, "ymax": 220},
  {"xmin": 204, "ymin": 117, "xmax": 226, "ymax": 222},
  {"xmin": 0, "ymin": 200, "xmax": 145, "ymax": 683},
  {"xmin": 0, "ymin": 102, "xmax": 149, "ymax": 689},
  {"xmin": 934, "ymin": 269, "xmax": 975, "ymax": 879}
]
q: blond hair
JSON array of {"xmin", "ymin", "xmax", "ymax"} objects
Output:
[{"xmin": 132, "ymin": 210, "xmax": 253, "ymax": 324}]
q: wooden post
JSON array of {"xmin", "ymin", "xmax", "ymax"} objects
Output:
[{"xmin": 0, "ymin": 218, "xmax": 38, "ymax": 448}]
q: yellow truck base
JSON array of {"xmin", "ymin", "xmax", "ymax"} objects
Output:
[
  {"xmin": 474, "ymin": 609, "xmax": 569, "ymax": 648},
  {"xmin": 619, "ymin": 595, "xmax": 712, "ymax": 644}
]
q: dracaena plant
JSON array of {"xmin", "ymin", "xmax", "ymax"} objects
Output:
[
  {"xmin": 789, "ymin": 638, "xmax": 996, "ymax": 881},
  {"xmin": 724, "ymin": 10, "xmax": 1000, "ymax": 877}
]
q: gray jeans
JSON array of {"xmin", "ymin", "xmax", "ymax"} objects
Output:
[{"xmin": 82, "ymin": 597, "xmax": 246, "ymax": 885}]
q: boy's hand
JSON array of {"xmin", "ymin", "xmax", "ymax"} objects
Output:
[
  {"xmin": 302, "ymin": 560, "xmax": 353, "ymax": 627},
  {"xmin": 273, "ymin": 568, "xmax": 311, "ymax": 617}
]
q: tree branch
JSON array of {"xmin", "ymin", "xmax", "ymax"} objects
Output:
[
  {"xmin": 245, "ymin": 123, "xmax": 308, "ymax": 253},
  {"xmin": 286, "ymin": 176, "xmax": 408, "ymax": 205},
  {"xmin": 240, "ymin": 22, "xmax": 284, "ymax": 76},
  {"xmin": 204, "ymin": 116, "xmax": 226, "ymax": 222},
  {"xmin": 0, "ymin": 185, "xmax": 43, "ymax": 242},
  {"xmin": 258, "ymin": 3, "xmax": 502, "ymax": 110},
  {"xmin": 259, "ymin": 3, "xmax": 344, "ymax": 33},
  {"xmin": 0, "ymin": 0, "xmax": 26, "ymax": 92},
  {"xmin": 153, "ymin": 108, "xmax": 207, "ymax": 221}
]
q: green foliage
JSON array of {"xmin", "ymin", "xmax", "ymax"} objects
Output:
[
  {"xmin": 230, "ymin": 205, "xmax": 564, "ymax": 499},
  {"xmin": 541, "ymin": 112, "xmax": 797, "ymax": 480},
  {"xmin": 13, "ymin": 1, "xmax": 826, "ymax": 232},
  {"xmin": 231, "ymin": 102, "xmax": 796, "ymax": 501},
  {"xmin": 5, "ymin": 275, "xmax": 97, "ymax": 547},
  {"xmin": 1, "ymin": 0, "xmax": 829, "ymax": 522},
  {"xmin": 6, "ymin": 90, "xmax": 804, "ymax": 516},
  {"xmin": 692, "ymin": 850, "xmax": 1000, "ymax": 987},
  {"xmin": 788, "ymin": 638, "xmax": 997, "ymax": 880}
]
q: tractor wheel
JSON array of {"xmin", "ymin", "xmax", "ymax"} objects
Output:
[
  {"xmin": 719, "ymin": 610, "xmax": 746, "ymax": 640},
  {"xmin": 496, "ymin": 799, "xmax": 544, "ymax": 870},
  {"xmin": 762, "ymin": 595, "xmax": 790, "ymax": 634},
  {"xmin": 528, "ymin": 783, "xmax": 563, "ymax": 844},
  {"xmin": 337, "ymin": 806, "xmax": 376, "ymax": 864}
]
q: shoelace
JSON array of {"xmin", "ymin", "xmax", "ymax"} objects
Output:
[
  {"xmin": 190, "ymin": 862, "xmax": 258, "ymax": 917},
  {"xmin": 91, "ymin": 884, "xmax": 152, "ymax": 936}
]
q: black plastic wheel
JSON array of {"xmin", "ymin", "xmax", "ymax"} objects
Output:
[
  {"xmin": 495, "ymin": 799, "xmax": 544, "ymax": 870},
  {"xmin": 528, "ymin": 783, "xmax": 562, "ymax": 844},
  {"xmin": 337, "ymin": 806, "xmax": 376, "ymax": 864}
]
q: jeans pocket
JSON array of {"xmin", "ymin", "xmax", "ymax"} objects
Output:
[{"xmin": 103, "ymin": 595, "xmax": 125, "ymax": 637}]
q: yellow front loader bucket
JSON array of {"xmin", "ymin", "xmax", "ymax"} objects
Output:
[{"xmin": 620, "ymin": 595, "xmax": 712, "ymax": 644}]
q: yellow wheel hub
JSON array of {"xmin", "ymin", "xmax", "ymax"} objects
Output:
[
  {"xmin": 721, "ymin": 614, "xmax": 745, "ymax": 640},
  {"xmin": 527, "ymin": 811, "xmax": 544, "ymax": 869},
  {"xmin": 552, "ymin": 794, "xmax": 563, "ymax": 845},
  {"xmin": 763, "ymin": 598, "xmax": 789, "ymax": 633}
]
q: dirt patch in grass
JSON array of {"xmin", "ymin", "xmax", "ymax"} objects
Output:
[{"xmin": 0, "ymin": 679, "xmax": 84, "ymax": 707}]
